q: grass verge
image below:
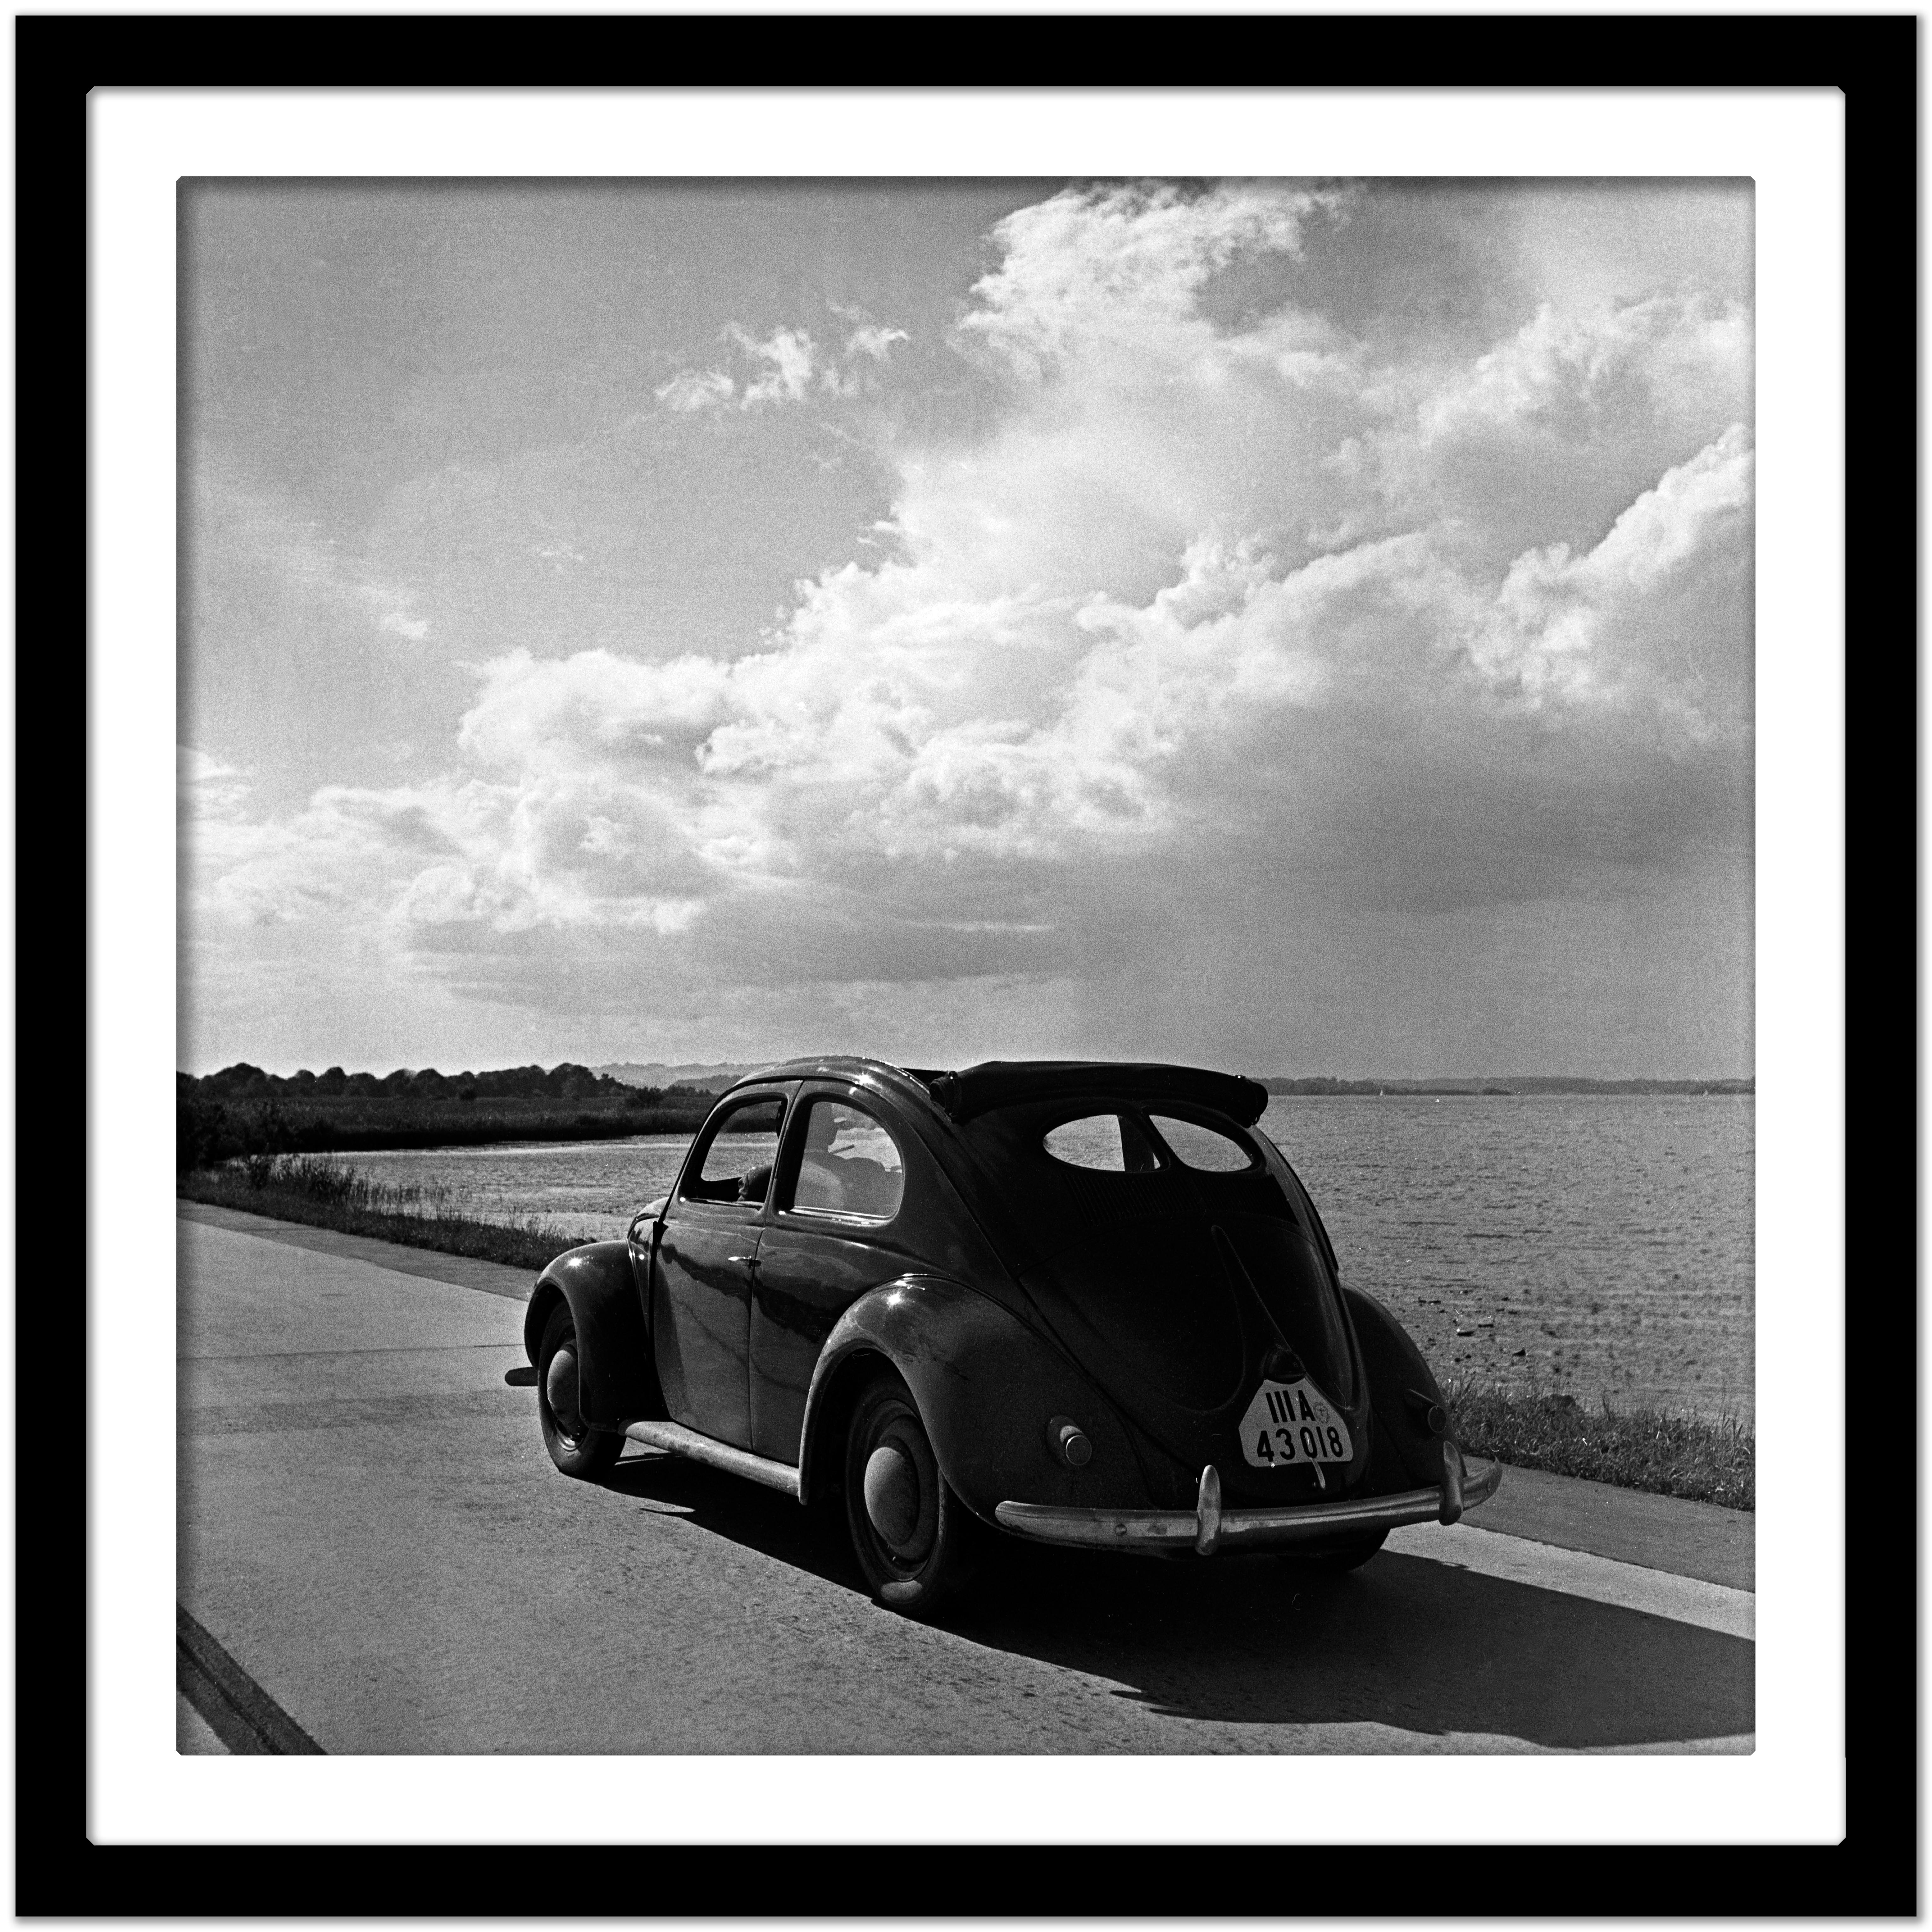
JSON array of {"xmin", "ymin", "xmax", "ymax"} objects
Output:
[
  {"xmin": 179, "ymin": 1155, "xmax": 588, "ymax": 1274},
  {"xmin": 1447, "ymin": 1379, "xmax": 1753, "ymax": 1510}
]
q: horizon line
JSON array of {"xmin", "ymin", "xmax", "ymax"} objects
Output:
[{"xmin": 180, "ymin": 1055, "xmax": 1757, "ymax": 1086}]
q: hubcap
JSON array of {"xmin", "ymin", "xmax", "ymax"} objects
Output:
[
  {"xmin": 860, "ymin": 1412, "xmax": 937, "ymax": 1563},
  {"xmin": 864, "ymin": 1446, "xmax": 921, "ymax": 1548},
  {"xmin": 546, "ymin": 1345, "xmax": 581, "ymax": 1437}
]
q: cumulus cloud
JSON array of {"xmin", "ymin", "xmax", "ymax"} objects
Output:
[
  {"xmin": 179, "ymin": 745, "xmax": 253, "ymax": 824},
  {"xmin": 190, "ymin": 181, "xmax": 1753, "ymax": 1037},
  {"xmin": 955, "ymin": 178, "xmax": 1352, "ymax": 378},
  {"xmin": 179, "ymin": 746, "xmax": 242, "ymax": 786},
  {"xmin": 656, "ymin": 317, "xmax": 910, "ymax": 414},
  {"xmin": 846, "ymin": 323, "xmax": 908, "ymax": 361},
  {"xmin": 655, "ymin": 329, "xmax": 821, "ymax": 413},
  {"xmin": 655, "ymin": 367, "xmax": 736, "ymax": 412},
  {"xmin": 734, "ymin": 326, "xmax": 817, "ymax": 406},
  {"xmin": 1471, "ymin": 424, "xmax": 1753, "ymax": 716},
  {"xmin": 1415, "ymin": 295, "xmax": 1750, "ymax": 448}
]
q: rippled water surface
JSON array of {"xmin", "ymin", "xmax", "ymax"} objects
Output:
[
  {"xmin": 1258, "ymin": 1096, "xmax": 1753, "ymax": 1424},
  {"xmin": 344, "ymin": 1093, "xmax": 1753, "ymax": 1422}
]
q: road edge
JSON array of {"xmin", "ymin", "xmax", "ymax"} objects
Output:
[{"xmin": 177, "ymin": 1604, "xmax": 327, "ymax": 1755}]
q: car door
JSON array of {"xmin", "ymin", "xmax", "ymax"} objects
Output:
[
  {"xmin": 747, "ymin": 1087, "xmax": 914, "ymax": 1464},
  {"xmin": 653, "ymin": 1087, "xmax": 790, "ymax": 1448}
]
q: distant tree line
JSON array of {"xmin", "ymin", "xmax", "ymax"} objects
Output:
[
  {"xmin": 181, "ymin": 1062, "xmax": 648, "ymax": 1103},
  {"xmin": 176, "ymin": 1062, "xmax": 719, "ymax": 1172}
]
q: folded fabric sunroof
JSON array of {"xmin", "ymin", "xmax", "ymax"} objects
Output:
[{"xmin": 924, "ymin": 1060, "xmax": 1269, "ymax": 1127}]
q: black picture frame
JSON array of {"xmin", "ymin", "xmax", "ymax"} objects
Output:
[{"xmin": 41, "ymin": 13, "xmax": 1908, "ymax": 1916}]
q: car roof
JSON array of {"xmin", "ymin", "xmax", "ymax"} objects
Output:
[
  {"xmin": 924, "ymin": 1060, "xmax": 1269, "ymax": 1126},
  {"xmin": 721, "ymin": 1056, "xmax": 1269, "ymax": 1128},
  {"xmin": 717, "ymin": 1056, "xmax": 936, "ymax": 1113}
]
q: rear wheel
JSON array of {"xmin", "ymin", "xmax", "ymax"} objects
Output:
[
  {"xmin": 843, "ymin": 1367, "xmax": 980, "ymax": 1616},
  {"xmin": 536, "ymin": 1301, "xmax": 623, "ymax": 1479}
]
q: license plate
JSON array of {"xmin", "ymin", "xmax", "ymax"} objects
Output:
[{"xmin": 1240, "ymin": 1377, "xmax": 1353, "ymax": 1469}]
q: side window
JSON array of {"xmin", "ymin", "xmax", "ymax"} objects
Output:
[
  {"xmin": 1041, "ymin": 1112, "xmax": 1163, "ymax": 1173},
  {"xmin": 786, "ymin": 1099, "xmax": 905, "ymax": 1221},
  {"xmin": 1149, "ymin": 1113, "xmax": 1257, "ymax": 1173},
  {"xmin": 682, "ymin": 1096, "xmax": 784, "ymax": 1204}
]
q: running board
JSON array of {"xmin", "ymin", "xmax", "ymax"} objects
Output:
[{"xmin": 623, "ymin": 1419, "xmax": 801, "ymax": 1499}]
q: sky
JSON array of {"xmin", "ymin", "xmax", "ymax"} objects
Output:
[{"xmin": 179, "ymin": 177, "xmax": 1754, "ymax": 1079}]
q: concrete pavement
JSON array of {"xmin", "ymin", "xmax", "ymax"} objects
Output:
[{"xmin": 178, "ymin": 1208, "xmax": 1753, "ymax": 1755}]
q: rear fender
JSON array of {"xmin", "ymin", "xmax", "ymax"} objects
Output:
[
  {"xmin": 796, "ymin": 1276, "xmax": 1167, "ymax": 1520},
  {"xmin": 1343, "ymin": 1284, "xmax": 1453, "ymax": 1491},
  {"xmin": 523, "ymin": 1240, "xmax": 665, "ymax": 1429}
]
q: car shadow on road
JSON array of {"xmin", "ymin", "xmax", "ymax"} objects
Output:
[
  {"xmin": 599, "ymin": 1450, "xmax": 1751, "ymax": 1753},
  {"xmin": 601, "ymin": 1448, "xmax": 857, "ymax": 1587},
  {"xmin": 948, "ymin": 1540, "xmax": 1752, "ymax": 1751}
]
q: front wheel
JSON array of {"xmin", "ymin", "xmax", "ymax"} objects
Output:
[
  {"xmin": 843, "ymin": 1368, "xmax": 981, "ymax": 1617},
  {"xmin": 536, "ymin": 1301, "xmax": 623, "ymax": 1479}
]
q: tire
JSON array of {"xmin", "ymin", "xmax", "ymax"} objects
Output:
[
  {"xmin": 843, "ymin": 1366, "xmax": 981, "ymax": 1616},
  {"xmin": 536, "ymin": 1300, "xmax": 623, "ymax": 1480},
  {"xmin": 1278, "ymin": 1528, "xmax": 1388, "ymax": 1574}
]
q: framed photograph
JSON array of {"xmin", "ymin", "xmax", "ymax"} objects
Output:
[{"xmin": 47, "ymin": 15, "xmax": 1900, "ymax": 1912}]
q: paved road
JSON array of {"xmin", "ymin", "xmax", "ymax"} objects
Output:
[{"xmin": 178, "ymin": 1208, "xmax": 1754, "ymax": 1755}]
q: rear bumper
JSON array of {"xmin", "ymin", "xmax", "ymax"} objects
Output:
[{"xmin": 993, "ymin": 1446, "xmax": 1502, "ymax": 1556}]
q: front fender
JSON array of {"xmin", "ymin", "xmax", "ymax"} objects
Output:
[
  {"xmin": 524, "ymin": 1241, "xmax": 664, "ymax": 1429},
  {"xmin": 797, "ymin": 1276, "xmax": 1177, "ymax": 1520}
]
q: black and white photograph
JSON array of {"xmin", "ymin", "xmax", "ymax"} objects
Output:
[{"xmin": 170, "ymin": 168, "xmax": 1764, "ymax": 1764}]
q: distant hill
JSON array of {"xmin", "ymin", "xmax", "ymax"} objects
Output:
[
  {"xmin": 594, "ymin": 1061, "xmax": 771, "ymax": 1093},
  {"xmin": 1261, "ymin": 1075, "xmax": 1754, "ymax": 1097}
]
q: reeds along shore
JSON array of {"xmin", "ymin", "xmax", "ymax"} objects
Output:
[
  {"xmin": 180, "ymin": 1153, "xmax": 584, "ymax": 1273},
  {"xmin": 1445, "ymin": 1378, "xmax": 1752, "ymax": 1511},
  {"xmin": 180, "ymin": 1154, "xmax": 1754, "ymax": 1512}
]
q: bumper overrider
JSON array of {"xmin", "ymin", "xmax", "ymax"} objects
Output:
[{"xmin": 994, "ymin": 1440, "xmax": 1501, "ymax": 1556}]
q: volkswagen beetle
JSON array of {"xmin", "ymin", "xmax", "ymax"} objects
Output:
[{"xmin": 515, "ymin": 1056, "xmax": 1500, "ymax": 1615}]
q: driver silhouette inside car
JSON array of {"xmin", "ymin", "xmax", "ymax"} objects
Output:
[
  {"xmin": 735, "ymin": 1105, "xmax": 898, "ymax": 1215},
  {"xmin": 734, "ymin": 1110, "xmax": 835, "ymax": 1207},
  {"xmin": 797, "ymin": 1106, "xmax": 899, "ymax": 1217},
  {"xmin": 793, "ymin": 1103, "xmax": 853, "ymax": 1212}
]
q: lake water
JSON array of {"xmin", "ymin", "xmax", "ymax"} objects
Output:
[{"xmin": 340, "ymin": 1094, "xmax": 1754, "ymax": 1423}]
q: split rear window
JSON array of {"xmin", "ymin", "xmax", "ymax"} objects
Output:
[
  {"xmin": 1148, "ymin": 1114, "xmax": 1256, "ymax": 1173},
  {"xmin": 1042, "ymin": 1113, "xmax": 1164, "ymax": 1173},
  {"xmin": 1041, "ymin": 1110, "xmax": 1257, "ymax": 1174}
]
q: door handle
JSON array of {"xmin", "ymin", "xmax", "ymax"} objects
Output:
[{"xmin": 727, "ymin": 1254, "xmax": 760, "ymax": 1269}]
